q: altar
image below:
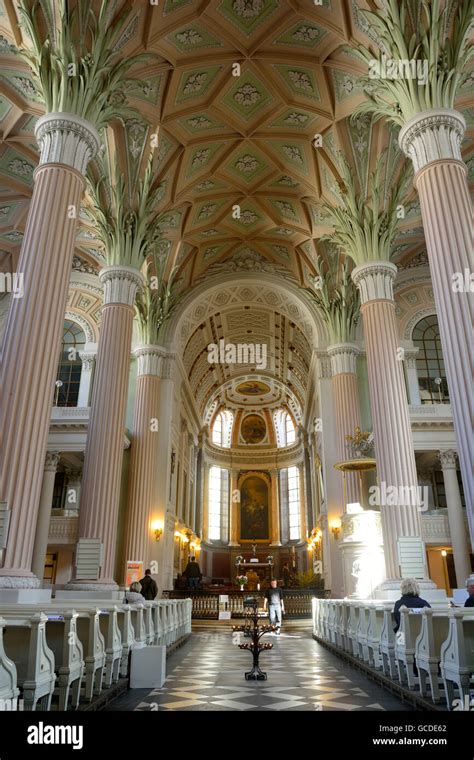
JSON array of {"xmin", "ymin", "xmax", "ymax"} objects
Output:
[{"xmin": 236, "ymin": 561, "xmax": 274, "ymax": 587}]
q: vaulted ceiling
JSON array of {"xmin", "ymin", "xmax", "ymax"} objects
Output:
[{"xmin": 0, "ymin": 0, "xmax": 473, "ymax": 419}]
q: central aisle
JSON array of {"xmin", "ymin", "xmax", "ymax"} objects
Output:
[{"xmin": 108, "ymin": 623, "xmax": 414, "ymax": 712}]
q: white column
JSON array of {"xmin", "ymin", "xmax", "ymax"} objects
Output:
[
  {"xmin": 270, "ymin": 469, "xmax": 281, "ymax": 547},
  {"xmin": 77, "ymin": 349, "xmax": 96, "ymax": 407},
  {"xmin": 404, "ymin": 349, "xmax": 421, "ymax": 406},
  {"xmin": 31, "ymin": 452, "xmax": 60, "ymax": 582},
  {"xmin": 400, "ymin": 109, "xmax": 473, "ymax": 545},
  {"xmin": 439, "ymin": 450, "xmax": 472, "ymax": 587}
]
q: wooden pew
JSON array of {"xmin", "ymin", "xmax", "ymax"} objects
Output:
[
  {"xmin": 367, "ymin": 604, "xmax": 385, "ymax": 669},
  {"xmin": 75, "ymin": 610, "xmax": 106, "ymax": 701},
  {"xmin": 356, "ymin": 605, "xmax": 370, "ymax": 662},
  {"xmin": 440, "ymin": 608, "xmax": 474, "ymax": 709},
  {"xmin": 347, "ymin": 603, "xmax": 360, "ymax": 657},
  {"xmin": 2, "ymin": 613, "xmax": 56, "ymax": 710},
  {"xmin": 415, "ymin": 608, "xmax": 450, "ymax": 703},
  {"xmin": 380, "ymin": 604, "xmax": 397, "ymax": 679},
  {"xmin": 395, "ymin": 607, "xmax": 424, "ymax": 688},
  {"xmin": 0, "ymin": 617, "xmax": 19, "ymax": 709}
]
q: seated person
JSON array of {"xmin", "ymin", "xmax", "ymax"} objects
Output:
[
  {"xmin": 125, "ymin": 581, "xmax": 145, "ymax": 604},
  {"xmin": 393, "ymin": 578, "xmax": 431, "ymax": 633},
  {"xmin": 464, "ymin": 576, "xmax": 474, "ymax": 607}
]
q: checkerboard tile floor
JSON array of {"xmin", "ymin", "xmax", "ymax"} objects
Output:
[{"xmin": 108, "ymin": 624, "xmax": 414, "ymax": 712}]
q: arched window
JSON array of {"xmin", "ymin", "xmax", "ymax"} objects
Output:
[
  {"xmin": 279, "ymin": 466, "xmax": 301, "ymax": 541},
  {"xmin": 208, "ymin": 466, "xmax": 229, "ymax": 541},
  {"xmin": 211, "ymin": 410, "xmax": 233, "ymax": 448},
  {"xmin": 412, "ymin": 315, "xmax": 448, "ymax": 404},
  {"xmin": 55, "ymin": 320, "xmax": 86, "ymax": 407},
  {"xmin": 274, "ymin": 409, "xmax": 296, "ymax": 448}
]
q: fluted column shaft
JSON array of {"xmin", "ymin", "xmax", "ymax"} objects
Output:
[
  {"xmin": 0, "ymin": 114, "xmax": 99, "ymax": 588},
  {"xmin": 270, "ymin": 470, "xmax": 281, "ymax": 546},
  {"xmin": 439, "ymin": 450, "xmax": 471, "ymax": 587},
  {"xmin": 400, "ymin": 109, "xmax": 474, "ymax": 546},
  {"xmin": 352, "ymin": 262, "xmax": 424, "ymax": 580},
  {"xmin": 75, "ymin": 266, "xmax": 143, "ymax": 587},
  {"xmin": 123, "ymin": 347, "xmax": 163, "ymax": 572},
  {"xmin": 229, "ymin": 469, "xmax": 240, "ymax": 546},
  {"xmin": 31, "ymin": 452, "xmax": 60, "ymax": 582},
  {"xmin": 328, "ymin": 343, "xmax": 362, "ymax": 506}
]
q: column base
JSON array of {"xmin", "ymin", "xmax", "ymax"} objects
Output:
[
  {"xmin": 0, "ymin": 570, "xmax": 41, "ymax": 589},
  {"xmin": 56, "ymin": 589, "xmax": 124, "ymax": 601},
  {"xmin": 0, "ymin": 588, "xmax": 52, "ymax": 603},
  {"xmin": 372, "ymin": 578, "xmax": 446, "ymax": 602},
  {"xmin": 64, "ymin": 578, "xmax": 119, "ymax": 593}
]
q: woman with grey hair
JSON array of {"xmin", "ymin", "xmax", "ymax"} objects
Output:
[
  {"xmin": 125, "ymin": 581, "xmax": 145, "ymax": 604},
  {"xmin": 393, "ymin": 578, "xmax": 431, "ymax": 632},
  {"xmin": 464, "ymin": 576, "xmax": 474, "ymax": 607}
]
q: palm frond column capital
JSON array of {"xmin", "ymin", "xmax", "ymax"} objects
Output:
[
  {"xmin": 349, "ymin": 0, "xmax": 474, "ymax": 539},
  {"xmin": 99, "ymin": 266, "xmax": 145, "ymax": 308}
]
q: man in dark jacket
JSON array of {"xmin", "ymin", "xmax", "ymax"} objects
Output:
[
  {"xmin": 184, "ymin": 556, "xmax": 202, "ymax": 589},
  {"xmin": 139, "ymin": 569, "xmax": 158, "ymax": 600},
  {"xmin": 464, "ymin": 576, "xmax": 474, "ymax": 607},
  {"xmin": 393, "ymin": 578, "xmax": 431, "ymax": 633}
]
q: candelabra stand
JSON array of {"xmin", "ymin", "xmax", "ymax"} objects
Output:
[{"xmin": 232, "ymin": 599, "xmax": 275, "ymax": 680}]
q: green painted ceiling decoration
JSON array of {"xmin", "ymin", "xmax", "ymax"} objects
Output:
[
  {"xmin": 274, "ymin": 20, "xmax": 327, "ymax": 49},
  {"xmin": 0, "ymin": 148, "xmax": 35, "ymax": 185},
  {"xmin": 176, "ymin": 65, "xmax": 223, "ymax": 103},
  {"xmin": 194, "ymin": 199, "xmax": 227, "ymax": 224},
  {"xmin": 199, "ymin": 228, "xmax": 220, "ymax": 238},
  {"xmin": 346, "ymin": 115, "xmax": 372, "ymax": 195},
  {"xmin": 217, "ymin": 0, "xmax": 279, "ymax": 37},
  {"xmin": 331, "ymin": 69, "xmax": 364, "ymax": 103},
  {"xmin": 0, "ymin": 203, "xmax": 16, "ymax": 226},
  {"xmin": 270, "ymin": 244, "xmax": 290, "ymax": 259},
  {"xmin": 270, "ymin": 227, "xmax": 294, "ymax": 236},
  {"xmin": 1, "ymin": 230, "xmax": 23, "ymax": 244},
  {"xmin": 186, "ymin": 141, "xmax": 226, "ymax": 178},
  {"xmin": 271, "ymin": 175, "xmax": 299, "ymax": 188},
  {"xmin": 225, "ymin": 146, "xmax": 269, "ymax": 183},
  {"xmin": 228, "ymin": 203, "xmax": 262, "ymax": 230},
  {"xmin": 160, "ymin": 210, "xmax": 182, "ymax": 230},
  {"xmin": 0, "ymin": 96, "xmax": 12, "ymax": 122},
  {"xmin": 203, "ymin": 244, "xmax": 226, "ymax": 260},
  {"xmin": 128, "ymin": 76, "xmax": 163, "ymax": 106},
  {"xmin": 271, "ymin": 140, "xmax": 310, "ymax": 175},
  {"xmin": 168, "ymin": 24, "xmax": 222, "ymax": 52},
  {"xmin": 222, "ymin": 70, "xmax": 272, "ymax": 121},
  {"xmin": 178, "ymin": 112, "xmax": 224, "ymax": 134},
  {"xmin": 270, "ymin": 108, "xmax": 317, "ymax": 130},
  {"xmin": 270, "ymin": 198, "xmax": 300, "ymax": 221},
  {"xmin": 163, "ymin": 0, "xmax": 195, "ymax": 16},
  {"xmin": 0, "ymin": 69, "xmax": 41, "ymax": 102},
  {"xmin": 273, "ymin": 65, "xmax": 321, "ymax": 101}
]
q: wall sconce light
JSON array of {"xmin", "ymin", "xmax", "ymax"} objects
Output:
[
  {"xmin": 330, "ymin": 521, "xmax": 341, "ymax": 540},
  {"xmin": 151, "ymin": 521, "xmax": 163, "ymax": 542}
]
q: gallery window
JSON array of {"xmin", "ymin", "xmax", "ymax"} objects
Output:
[
  {"xmin": 279, "ymin": 466, "xmax": 301, "ymax": 542},
  {"xmin": 413, "ymin": 315, "xmax": 448, "ymax": 404},
  {"xmin": 274, "ymin": 409, "xmax": 297, "ymax": 447},
  {"xmin": 55, "ymin": 320, "xmax": 86, "ymax": 407},
  {"xmin": 208, "ymin": 466, "xmax": 229, "ymax": 541},
  {"xmin": 211, "ymin": 410, "xmax": 234, "ymax": 448}
]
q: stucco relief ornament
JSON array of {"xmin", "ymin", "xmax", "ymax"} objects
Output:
[
  {"xmin": 293, "ymin": 26, "xmax": 320, "ymax": 42},
  {"xmin": 183, "ymin": 72, "xmax": 207, "ymax": 94},
  {"xmin": 12, "ymin": 75, "xmax": 37, "ymax": 99},
  {"xmin": 234, "ymin": 83, "xmax": 260, "ymax": 107},
  {"xmin": 232, "ymin": 0, "xmax": 264, "ymax": 18},
  {"xmin": 176, "ymin": 30, "xmax": 203, "ymax": 45},
  {"xmin": 288, "ymin": 71, "xmax": 313, "ymax": 92},
  {"xmin": 8, "ymin": 158, "xmax": 33, "ymax": 177},
  {"xmin": 236, "ymin": 154, "xmax": 258, "ymax": 173},
  {"xmin": 188, "ymin": 116, "xmax": 212, "ymax": 128},
  {"xmin": 192, "ymin": 148, "xmax": 211, "ymax": 167},
  {"xmin": 285, "ymin": 112, "xmax": 308, "ymax": 125},
  {"xmin": 282, "ymin": 145, "xmax": 303, "ymax": 164},
  {"xmin": 239, "ymin": 210, "xmax": 258, "ymax": 225}
]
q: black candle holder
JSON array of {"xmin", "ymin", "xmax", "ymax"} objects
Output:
[{"xmin": 232, "ymin": 598, "xmax": 275, "ymax": 680}]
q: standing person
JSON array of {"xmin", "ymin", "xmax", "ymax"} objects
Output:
[
  {"xmin": 139, "ymin": 568, "xmax": 158, "ymax": 600},
  {"xmin": 263, "ymin": 579, "xmax": 285, "ymax": 635},
  {"xmin": 184, "ymin": 556, "xmax": 202, "ymax": 589},
  {"xmin": 464, "ymin": 576, "xmax": 474, "ymax": 607},
  {"xmin": 282, "ymin": 563, "xmax": 291, "ymax": 589}
]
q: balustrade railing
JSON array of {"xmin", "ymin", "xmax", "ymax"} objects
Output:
[{"xmin": 163, "ymin": 589, "xmax": 330, "ymax": 619}]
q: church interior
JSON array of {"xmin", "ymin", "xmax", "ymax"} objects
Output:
[{"xmin": 0, "ymin": 0, "xmax": 473, "ymax": 724}]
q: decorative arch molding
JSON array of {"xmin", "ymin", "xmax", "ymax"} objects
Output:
[
  {"xmin": 64, "ymin": 310, "xmax": 96, "ymax": 344},
  {"xmin": 165, "ymin": 273, "xmax": 328, "ymax": 350},
  {"xmin": 403, "ymin": 307, "xmax": 439, "ymax": 341},
  {"xmin": 69, "ymin": 270, "xmax": 103, "ymax": 298}
]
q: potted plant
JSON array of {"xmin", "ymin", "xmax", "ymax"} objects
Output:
[{"xmin": 236, "ymin": 574, "xmax": 248, "ymax": 591}]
